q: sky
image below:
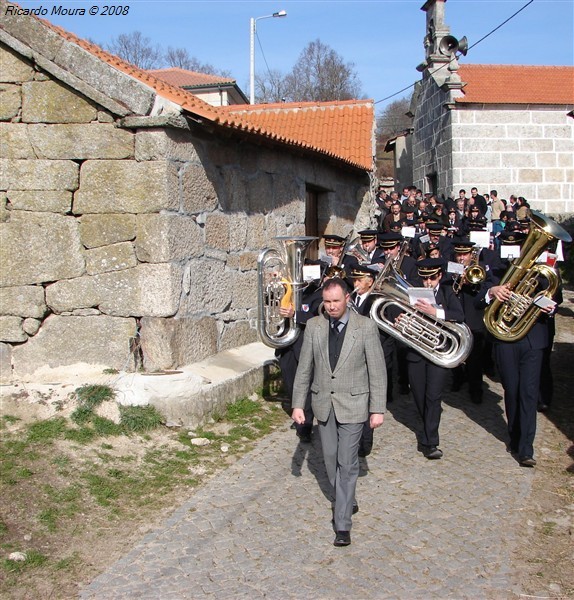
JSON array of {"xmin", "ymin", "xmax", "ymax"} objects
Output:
[{"xmin": 13, "ymin": 0, "xmax": 574, "ymax": 113}]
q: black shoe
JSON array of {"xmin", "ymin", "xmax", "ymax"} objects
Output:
[
  {"xmin": 352, "ymin": 503, "xmax": 359, "ymax": 515},
  {"xmin": 423, "ymin": 445, "xmax": 443, "ymax": 460},
  {"xmin": 519, "ymin": 457, "xmax": 536, "ymax": 467},
  {"xmin": 334, "ymin": 531, "xmax": 351, "ymax": 546},
  {"xmin": 537, "ymin": 403, "xmax": 549, "ymax": 413}
]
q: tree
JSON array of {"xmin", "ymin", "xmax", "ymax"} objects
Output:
[
  {"xmin": 165, "ymin": 47, "xmax": 231, "ymax": 77},
  {"xmin": 255, "ymin": 69, "xmax": 287, "ymax": 104},
  {"xmin": 106, "ymin": 31, "xmax": 163, "ymax": 70},
  {"xmin": 284, "ymin": 40, "xmax": 362, "ymax": 102},
  {"xmin": 255, "ymin": 39, "xmax": 363, "ymax": 103},
  {"xmin": 376, "ymin": 96, "xmax": 413, "ymax": 140},
  {"xmin": 375, "ymin": 96, "xmax": 413, "ymax": 180}
]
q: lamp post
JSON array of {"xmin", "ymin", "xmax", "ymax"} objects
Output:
[{"xmin": 249, "ymin": 10, "xmax": 287, "ymax": 104}]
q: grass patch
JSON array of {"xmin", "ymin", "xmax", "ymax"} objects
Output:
[
  {"xmin": 0, "ymin": 415, "xmax": 21, "ymax": 430},
  {"xmin": 2, "ymin": 550, "xmax": 48, "ymax": 573},
  {"xmin": 26, "ymin": 417, "xmax": 68, "ymax": 443},
  {"xmin": 74, "ymin": 384, "xmax": 115, "ymax": 410},
  {"xmin": 55, "ymin": 551, "xmax": 82, "ymax": 571},
  {"xmin": 0, "ymin": 389, "xmax": 289, "ymax": 597},
  {"xmin": 225, "ymin": 397, "xmax": 261, "ymax": 421},
  {"xmin": 120, "ymin": 405, "xmax": 163, "ymax": 433}
]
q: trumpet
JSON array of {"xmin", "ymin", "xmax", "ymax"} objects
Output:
[
  {"xmin": 257, "ymin": 236, "xmax": 317, "ymax": 349},
  {"xmin": 453, "ymin": 246, "xmax": 486, "ymax": 294},
  {"xmin": 484, "ymin": 211, "xmax": 571, "ymax": 342}
]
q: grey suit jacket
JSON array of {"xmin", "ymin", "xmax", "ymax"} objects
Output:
[{"xmin": 292, "ymin": 311, "xmax": 387, "ymax": 423}]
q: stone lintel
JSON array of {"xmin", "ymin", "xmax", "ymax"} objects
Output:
[{"xmin": 120, "ymin": 115, "xmax": 190, "ymax": 130}]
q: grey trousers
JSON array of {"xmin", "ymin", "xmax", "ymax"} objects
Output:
[{"xmin": 318, "ymin": 407, "xmax": 363, "ymax": 531}]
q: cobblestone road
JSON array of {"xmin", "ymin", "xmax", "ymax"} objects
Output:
[{"xmin": 80, "ymin": 368, "xmax": 540, "ymax": 600}]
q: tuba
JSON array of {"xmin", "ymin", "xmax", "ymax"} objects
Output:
[
  {"xmin": 257, "ymin": 236, "xmax": 317, "ymax": 349},
  {"xmin": 369, "ymin": 266, "xmax": 473, "ymax": 368},
  {"xmin": 484, "ymin": 211, "xmax": 571, "ymax": 342}
]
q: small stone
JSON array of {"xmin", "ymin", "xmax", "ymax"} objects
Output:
[
  {"xmin": 190, "ymin": 437, "xmax": 211, "ymax": 446},
  {"xmin": 220, "ymin": 444, "xmax": 229, "ymax": 453},
  {"xmin": 8, "ymin": 552, "xmax": 26, "ymax": 562},
  {"xmin": 23, "ymin": 534, "xmax": 32, "ymax": 541}
]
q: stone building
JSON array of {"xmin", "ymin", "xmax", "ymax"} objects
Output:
[
  {"xmin": 0, "ymin": 7, "xmax": 375, "ymax": 383},
  {"xmin": 404, "ymin": 0, "xmax": 574, "ymax": 217}
]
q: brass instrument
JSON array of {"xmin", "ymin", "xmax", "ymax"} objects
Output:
[
  {"xmin": 484, "ymin": 211, "xmax": 571, "ymax": 342},
  {"xmin": 453, "ymin": 246, "xmax": 486, "ymax": 294},
  {"xmin": 320, "ymin": 234, "xmax": 369, "ymax": 282},
  {"xmin": 369, "ymin": 266, "xmax": 473, "ymax": 368},
  {"xmin": 392, "ymin": 239, "xmax": 411, "ymax": 277},
  {"xmin": 345, "ymin": 236, "xmax": 371, "ymax": 265},
  {"xmin": 257, "ymin": 236, "xmax": 317, "ymax": 349}
]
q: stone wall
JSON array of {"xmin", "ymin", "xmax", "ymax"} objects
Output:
[
  {"xmin": 0, "ymin": 44, "xmax": 370, "ymax": 383},
  {"xmin": 412, "ymin": 71, "xmax": 574, "ymax": 216},
  {"xmin": 411, "ymin": 74, "xmax": 455, "ymax": 195},
  {"xmin": 450, "ymin": 107, "xmax": 574, "ymax": 215}
]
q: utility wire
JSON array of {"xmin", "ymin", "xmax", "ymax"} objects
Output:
[
  {"xmin": 256, "ymin": 32, "xmax": 275, "ymax": 87},
  {"xmin": 374, "ymin": 0, "xmax": 535, "ymax": 106}
]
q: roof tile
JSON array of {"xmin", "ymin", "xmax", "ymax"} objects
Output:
[
  {"xmin": 148, "ymin": 68, "xmax": 236, "ymax": 88},
  {"xmin": 457, "ymin": 64, "xmax": 574, "ymax": 105},
  {"xmin": 7, "ymin": 5, "xmax": 374, "ymax": 170}
]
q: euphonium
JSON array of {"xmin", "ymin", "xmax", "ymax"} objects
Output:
[
  {"xmin": 453, "ymin": 246, "xmax": 486, "ymax": 294},
  {"xmin": 484, "ymin": 211, "xmax": 571, "ymax": 342},
  {"xmin": 257, "ymin": 236, "xmax": 317, "ymax": 349},
  {"xmin": 369, "ymin": 267, "xmax": 472, "ymax": 368}
]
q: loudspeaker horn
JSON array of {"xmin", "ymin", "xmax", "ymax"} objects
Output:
[{"xmin": 439, "ymin": 35, "xmax": 468, "ymax": 56}]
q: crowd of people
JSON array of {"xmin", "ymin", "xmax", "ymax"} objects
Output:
[{"xmin": 272, "ymin": 183, "xmax": 565, "ymax": 547}]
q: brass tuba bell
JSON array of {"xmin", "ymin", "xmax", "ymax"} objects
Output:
[
  {"xmin": 369, "ymin": 266, "xmax": 473, "ymax": 369},
  {"xmin": 257, "ymin": 236, "xmax": 317, "ymax": 349},
  {"xmin": 484, "ymin": 211, "xmax": 571, "ymax": 342}
]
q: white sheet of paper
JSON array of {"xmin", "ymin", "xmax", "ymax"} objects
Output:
[
  {"xmin": 556, "ymin": 241, "xmax": 564, "ymax": 261},
  {"xmin": 303, "ymin": 264, "xmax": 321, "ymax": 281},
  {"xmin": 500, "ymin": 245, "xmax": 521, "ymax": 259},
  {"xmin": 470, "ymin": 230, "xmax": 490, "ymax": 248},
  {"xmin": 402, "ymin": 226, "xmax": 416, "ymax": 239},
  {"xmin": 407, "ymin": 287, "xmax": 436, "ymax": 307},
  {"xmin": 534, "ymin": 295, "xmax": 557, "ymax": 309},
  {"xmin": 447, "ymin": 261, "xmax": 465, "ymax": 275},
  {"xmin": 419, "ymin": 234, "xmax": 430, "ymax": 243}
]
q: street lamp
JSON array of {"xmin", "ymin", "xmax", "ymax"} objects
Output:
[{"xmin": 249, "ymin": 10, "xmax": 287, "ymax": 104}]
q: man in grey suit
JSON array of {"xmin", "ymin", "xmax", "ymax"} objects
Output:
[{"xmin": 291, "ymin": 278, "xmax": 387, "ymax": 547}]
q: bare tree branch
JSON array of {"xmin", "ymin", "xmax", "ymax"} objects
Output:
[{"xmin": 106, "ymin": 31, "xmax": 164, "ymax": 70}]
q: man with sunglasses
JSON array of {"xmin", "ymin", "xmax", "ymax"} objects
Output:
[{"xmin": 400, "ymin": 258, "xmax": 465, "ymax": 459}]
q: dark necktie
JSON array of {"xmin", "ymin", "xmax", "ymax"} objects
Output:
[{"xmin": 332, "ymin": 320, "xmax": 342, "ymax": 335}]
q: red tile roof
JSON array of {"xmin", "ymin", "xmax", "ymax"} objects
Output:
[
  {"xmin": 221, "ymin": 101, "xmax": 375, "ymax": 172},
  {"xmin": 9, "ymin": 8, "xmax": 374, "ymax": 171},
  {"xmin": 456, "ymin": 64, "xmax": 574, "ymax": 105},
  {"xmin": 148, "ymin": 68, "xmax": 236, "ymax": 89}
]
